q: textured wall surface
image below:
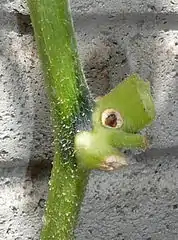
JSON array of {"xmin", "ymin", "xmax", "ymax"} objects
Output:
[{"xmin": 0, "ymin": 0, "xmax": 178, "ymax": 239}]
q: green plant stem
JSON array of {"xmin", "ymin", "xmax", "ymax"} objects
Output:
[
  {"xmin": 28, "ymin": 0, "xmax": 93, "ymax": 239},
  {"xmin": 28, "ymin": 0, "xmax": 156, "ymax": 237}
]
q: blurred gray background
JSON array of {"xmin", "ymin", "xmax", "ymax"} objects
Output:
[{"xmin": 0, "ymin": 0, "xmax": 178, "ymax": 239}]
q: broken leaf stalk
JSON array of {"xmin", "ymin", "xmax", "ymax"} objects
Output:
[{"xmin": 75, "ymin": 74, "xmax": 156, "ymax": 170}]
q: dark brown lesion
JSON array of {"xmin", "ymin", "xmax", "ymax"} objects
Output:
[
  {"xmin": 101, "ymin": 109, "xmax": 123, "ymax": 129},
  {"xmin": 105, "ymin": 113, "xmax": 118, "ymax": 128}
]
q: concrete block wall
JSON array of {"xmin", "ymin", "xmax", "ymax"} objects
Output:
[{"xmin": 0, "ymin": 0, "xmax": 178, "ymax": 239}]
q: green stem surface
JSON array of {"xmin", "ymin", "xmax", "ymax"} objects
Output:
[
  {"xmin": 28, "ymin": 0, "xmax": 156, "ymax": 237},
  {"xmin": 28, "ymin": 0, "xmax": 93, "ymax": 239}
]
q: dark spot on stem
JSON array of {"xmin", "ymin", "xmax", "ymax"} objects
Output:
[
  {"xmin": 101, "ymin": 109, "xmax": 123, "ymax": 128},
  {"xmin": 105, "ymin": 113, "xmax": 118, "ymax": 127}
]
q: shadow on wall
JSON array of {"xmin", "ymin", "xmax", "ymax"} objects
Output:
[
  {"xmin": 73, "ymin": 11, "xmax": 178, "ymax": 31},
  {"xmin": 83, "ymin": 37, "xmax": 130, "ymax": 98},
  {"xmin": 0, "ymin": 9, "xmax": 53, "ymax": 180}
]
